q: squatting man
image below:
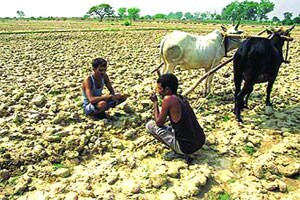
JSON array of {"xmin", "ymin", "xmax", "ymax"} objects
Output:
[
  {"xmin": 82, "ymin": 58, "xmax": 127, "ymax": 119},
  {"xmin": 146, "ymin": 73, "xmax": 206, "ymax": 158}
]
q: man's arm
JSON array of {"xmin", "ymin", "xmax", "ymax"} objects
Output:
[
  {"xmin": 84, "ymin": 78, "xmax": 111, "ymax": 104},
  {"xmin": 151, "ymin": 94, "xmax": 169, "ymax": 127},
  {"xmin": 104, "ymin": 74, "xmax": 115, "ymax": 95}
]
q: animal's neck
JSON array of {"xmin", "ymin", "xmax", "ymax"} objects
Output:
[{"xmin": 225, "ymin": 37, "xmax": 241, "ymax": 52}]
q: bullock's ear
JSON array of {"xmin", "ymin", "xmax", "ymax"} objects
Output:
[
  {"xmin": 221, "ymin": 25, "xmax": 227, "ymax": 32},
  {"xmin": 266, "ymin": 29, "xmax": 273, "ymax": 35}
]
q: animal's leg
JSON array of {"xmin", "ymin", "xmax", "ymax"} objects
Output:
[
  {"xmin": 204, "ymin": 69, "xmax": 215, "ymax": 96},
  {"xmin": 244, "ymin": 92, "xmax": 252, "ymax": 109},
  {"xmin": 235, "ymin": 81, "xmax": 254, "ymax": 122},
  {"xmin": 266, "ymin": 78, "xmax": 275, "ymax": 107},
  {"xmin": 234, "ymin": 72, "xmax": 242, "ymax": 99},
  {"xmin": 233, "ymin": 65, "xmax": 243, "ymax": 113}
]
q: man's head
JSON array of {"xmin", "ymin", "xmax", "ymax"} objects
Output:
[
  {"xmin": 157, "ymin": 73, "xmax": 178, "ymax": 96},
  {"xmin": 92, "ymin": 58, "xmax": 107, "ymax": 77}
]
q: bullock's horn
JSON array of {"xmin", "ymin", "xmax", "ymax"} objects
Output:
[
  {"xmin": 235, "ymin": 20, "xmax": 241, "ymax": 30},
  {"xmin": 268, "ymin": 32, "xmax": 275, "ymax": 39},
  {"xmin": 281, "ymin": 35, "xmax": 294, "ymax": 41},
  {"xmin": 221, "ymin": 24, "xmax": 227, "ymax": 32},
  {"xmin": 286, "ymin": 24, "xmax": 295, "ymax": 33},
  {"xmin": 257, "ymin": 29, "xmax": 267, "ymax": 36},
  {"xmin": 266, "ymin": 28, "xmax": 273, "ymax": 36}
]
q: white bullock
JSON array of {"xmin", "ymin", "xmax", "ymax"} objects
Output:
[{"xmin": 160, "ymin": 24, "xmax": 243, "ymax": 95}]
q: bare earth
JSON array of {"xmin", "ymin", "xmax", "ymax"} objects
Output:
[{"xmin": 0, "ymin": 21, "xmax": 299, "ymax": 200}]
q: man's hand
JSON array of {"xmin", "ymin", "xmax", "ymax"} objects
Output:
[
  {"xmin": 112, "ymin": 93, "xmax": 122, "ymax": 101},
  {"xmin": 102, "ymin": 94, "xmax": 113, "ymax": 101},
  {"xmin": 150, "ymin": 93, "xmax": 158, "ymax": 102}
]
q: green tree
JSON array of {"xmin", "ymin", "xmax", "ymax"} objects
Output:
[
  {"xmin": 200, "ymin": 12, "xmax": 209, "ymax": 20},
  {"xmin": 153, "ymin": 13, "xmax": 166, "ymax": 19},
  {"xmin": 293, "ymin": 16, "xmax": 300, "ymax": 24},
  {"xmin": 282, "ymin": 12, "xmax": 294, "ymax": 25},
  {"xmin": 118, "ymin": 7, "xmax": 127, "ymax": 19},
  {"xmin": 210, "ymin": 12, "xmax": 218, "ymax": 20},
  {"xmin": 87, "ymin": 4, "xmax": 114, "ymax": 21},
  {"xmin": 167, "ymin": 12, "xmax": 175, "ymax": 19},
  {"xmin": 184, "ymin": 12, "xmax": 194, "ymax": 20},
  {"xmin": 241, "ymin": 1, "xmax": 259, "ymax": 20},
  {"xmin": 127, "ymin": 7, "xmax": 140, "ymax": 21},
  {"xmin": 143, "ymin": 15, "xmax": 152, "ymax": 20},
  {"xmin": 221, "ymin": 0, "xmax": 244, "ymax": 23},
  {"xmin": 167, "ymin": 12, "xmax": 184, "ymax": 20},
  {"xmin": 174, "ymin": 12, "xmax": 183, "ymax": 20},
  {"xmin": 283, "ymin": 12, "xmax": 293, "ymax": 20},
  {"xmin": 16, "ymin": 10, "xmax": 25, "ymax": 18},
  {"xmin": 215, "ymin": 14, "xmax": 222, "ymax": 20},
  {"xmin": 257, "ymin": 0, "xmax": 274, "ymax": 21},
  {"xmin": 193, "ymin": 12, "xmax": 201, "ymax": 20},
  {"xmin": 166, "ymin": 12, "xmax": 179, "ymax": 19},
  {"xmin": 272, "ymin": 16, "xmax": 280, "ymax": 22}
]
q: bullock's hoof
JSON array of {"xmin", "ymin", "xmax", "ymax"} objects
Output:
[
  {"xmin": 204, "ymin": 91, "xmax": 212, "ymax": 97},
  {"xmin": 199, "ymin": 90, "xmax": 208, "ymax": 97},
  {"xmin": 237, "ymin": 117, "xmax": 243, "ymax": 123},
  {"xmin": 242, "ymin": 105, "xmax": 249, "ymax": 109}
]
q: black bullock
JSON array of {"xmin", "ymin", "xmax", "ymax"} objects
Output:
[{"xmin": 233, "ymin": 25, "xmax": 295, "ymax": 122}]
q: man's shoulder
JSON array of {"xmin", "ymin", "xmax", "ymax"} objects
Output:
[
  {"xmin": 83, "ymin": 76, "xmax": 92, "ymax": 86},
  {"xmin": 163, "ymin": 95, "xmax": 181, "ymax": 105}
]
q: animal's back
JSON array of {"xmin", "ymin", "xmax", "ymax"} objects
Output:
[
  {"xmin": 163, "ymin": 31, "xmax": 197, "ymax": 50},
  {"xmin": 234, "ymin": 37, "xmax": 282, "ymax": 82},
  {"xmin": 235, "ymin": 38, "xmax": 275, "ymax": 67},
  {"xmin": 161, "ymin": 30, "xmax": 223, "ymax": 69}
]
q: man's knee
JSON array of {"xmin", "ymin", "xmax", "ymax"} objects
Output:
[
  {"xmin": 96, "ymin": 101, "xmax": 106, "ymax": 111},
  {"xmin": 146, "ymin": 120, "xmax": 157, "ymax": 134}
]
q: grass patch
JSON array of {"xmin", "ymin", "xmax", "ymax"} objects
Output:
[
  {"xmin": 223, "ymin": 115, "xmax": 230, "ymax": 122},
  {"xmin": 244, "ymin": 145, "xmax": 257, "ymax": 155},
  {"xmin": 73, "ymin": 96, "xmax": 81, "ymax": 102},
  {"xmin": 9, "ymin": 176, "xmax": 20, "ymax": 185},
  {"xmin": 227, "ymin": 179, "xmax": 236, "ymax": 184},
  {"xmin": 206, "ymin": 127, "xmax": 214, "ymax": 131},
  {"xmin": 53, "ymin": 163, "xmax": 67, "ymax": 170},
  {"xmin": 48, "ymin": 89, "xmax": 61, "ymax": 96},
  {"xmin": 207, "ymin": 191, "xmax": 231, "ymax": 200},
  {"xmin": 218, "ymin": 192, "xmax": 231, "ymax": 200},
  {"xmin": 123, "ymin": 20, "xmax": 132, "ymax": 26}
]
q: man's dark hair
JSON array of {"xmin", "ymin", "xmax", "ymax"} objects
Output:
[
  {"xmin": 92, "ymin": 58, "xmax": 107, "ymax": 69},
  {"xmin": 157, "ymin": 73, "xmax": 178, "ymax": 94}
]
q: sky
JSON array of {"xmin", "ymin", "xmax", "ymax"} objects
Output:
[{"xmin": 0, "ymin": 0, "xmax": 299, "ymax": 20}]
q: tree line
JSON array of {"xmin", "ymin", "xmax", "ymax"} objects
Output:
[
  {"xmin": 12, "ymin": 0, "xmax": 300, "ymax": 25},
  {"xmin": 85, "ymin": 1, "xmax": 299, "ymax": 25}
]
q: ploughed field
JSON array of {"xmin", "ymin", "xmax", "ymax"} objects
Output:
[{"xmin": 0, "ymin": 20, "xmax": 299, "ymax": 200}]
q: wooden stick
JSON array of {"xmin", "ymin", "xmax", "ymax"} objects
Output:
[
  {"xmin": 285, "ymin": 41, "xmax": 290, "ymax": 63},
  {"xmin": 182, "ymin": 57, "xmax": 234, "ymax": 96},
  {"xmin": 134, "ymin": 138, "xmax": 155, "ymax": 151},
  {"xmin": 151, "ymin": 62, "xmax": 164, "ymax": 74},
  {"xmin": 25, "ymin": 110, "xmax": 56, "ymax": 117}
]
